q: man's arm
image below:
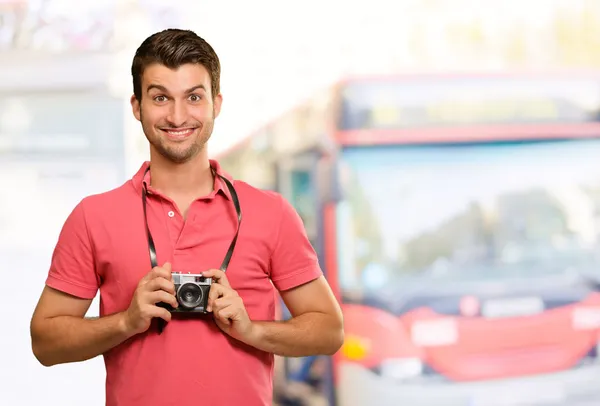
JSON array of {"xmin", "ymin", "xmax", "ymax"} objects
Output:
[
  {"xmin": 30, "ymin": 286, "xmax": 133, "ymax": 367},
  {"xmin": 250, "ymin": 276, "xmax": 344, "ymax": 357},
  {"xmin": 207, "ymin": 193, "xmax": 344, "ymax": 356},
  {"xmin": 31, "ymin": 264, "xmax": 178, "ymax": 367},
  {"xmin": 206, "ymin": 269, "xmax": 344, "ymax": 358},
  {"xmin": 31, "ymin": 195, "xmax": 180, "ymax": 367},
  {"xmin": 30, "ymin": 200, "xmax": 135, "ymax": 367},
  {"xmin": 250, "ymin": 193, "xmax": 343, "ymax": 357}
]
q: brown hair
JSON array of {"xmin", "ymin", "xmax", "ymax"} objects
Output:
[{"xmin": 131, "ymin": 28, "xmax": 221, "ymax": 101}]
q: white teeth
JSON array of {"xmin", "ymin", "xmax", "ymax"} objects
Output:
[{"xmin": 166, "ymin": 129, "xmax": 191, "ymax": 136}]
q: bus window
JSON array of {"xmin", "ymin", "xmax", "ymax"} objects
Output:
[{"xmin": 277, "ymin": 155, "xmax": 320, "ymax": 250}]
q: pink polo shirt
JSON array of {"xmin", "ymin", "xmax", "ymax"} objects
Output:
[{"xmin": 45, "ymin": 159, "xmax": 322, "ymax": 406}]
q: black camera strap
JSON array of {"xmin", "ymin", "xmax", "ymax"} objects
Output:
[{"xmin": 141, "ymin": 165, "xmax": 242, "ymax": 334}]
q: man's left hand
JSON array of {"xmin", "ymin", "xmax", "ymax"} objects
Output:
[{"xmin": 202, "ymin": 269, "xmax": 257, "ymax": 345}]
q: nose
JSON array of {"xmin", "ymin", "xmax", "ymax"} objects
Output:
[{"xmin": 166, "ymin": 100, "xmax": 188, "ymax": 127}]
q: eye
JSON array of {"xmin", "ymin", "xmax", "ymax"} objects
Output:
[
  {"xmin": 189, "ymin": 94, "xmax": 202, "ymax": 102},
  {"xmin": 153, "ymin": 95, "xmax": 168, "ymax": 103}
]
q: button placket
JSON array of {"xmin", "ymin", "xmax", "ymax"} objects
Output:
[
  {"xmin": 159, "ymin": 200, "xmax": 179, "ymax": 247},
  {"xmin": 168, "ymin": 208, "xmax": 184, "ymax": 246}
]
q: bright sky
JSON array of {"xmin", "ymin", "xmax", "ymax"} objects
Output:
[
  {"xmin": 5, "ymin": 0, "xmax": 598, "ymax": 160},
  {"xmin": 171, "ymin": 0, "xmax": 598, "ymax": 155}
]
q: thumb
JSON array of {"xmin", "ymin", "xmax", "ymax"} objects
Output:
[{"xmin": 163, "ymin": 262, "xmax": 172, "ymax": 272}]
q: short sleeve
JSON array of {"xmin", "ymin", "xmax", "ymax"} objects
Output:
[
  {"xmin": 269, "ymin": 194, "xmax": 323, "ymax": 291},
  {"xmin": 45, "ymin": 200, "xmax": 99, "ymax": 299}
]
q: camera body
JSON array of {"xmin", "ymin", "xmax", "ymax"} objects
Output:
[{"xmin": 160, "ymin": 272, "xmax": 212, "ymax": 313}]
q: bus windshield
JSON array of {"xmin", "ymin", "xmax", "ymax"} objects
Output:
[
  {"xmin": 336, "ymin": 139, "xmax": 600, "ymax": 299},
  {"xmin": 339, "ymin": 76, "xmax": 600, "ymax": 130}
]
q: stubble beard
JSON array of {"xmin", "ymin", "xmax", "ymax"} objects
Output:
[{"xmin": 140, "ymin": 108, "xmax": 215, "ymax": 164}]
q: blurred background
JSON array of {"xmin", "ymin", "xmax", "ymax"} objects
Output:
[{"xmin": 2, "ymin": 0, "xmax": 600, "ymax": 405}]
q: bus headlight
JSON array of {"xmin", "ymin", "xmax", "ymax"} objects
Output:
[
  {"xmin": 572, "ymin": 306, "xmax": 600, "ymax": 330},
  {"xmin": 379, "ymin": 358, "xmax": 423, "ymax": 381},
  {"xmin": 411, "ymin": 318, "xmax": 458, "ymax": 347}
]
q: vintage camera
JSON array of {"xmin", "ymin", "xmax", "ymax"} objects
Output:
[{"xmin": 159, "ymin": 272, "xmax": 212, "ymax": 313}]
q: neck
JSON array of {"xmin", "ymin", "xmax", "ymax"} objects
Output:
[{"xmin": 149, "ymin": 149, "xmax": 214, "ymax": 198}]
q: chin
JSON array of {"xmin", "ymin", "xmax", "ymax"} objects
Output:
[{"xmin": 163, "ymin": 146, "xmax": 202, "ymax": 163}]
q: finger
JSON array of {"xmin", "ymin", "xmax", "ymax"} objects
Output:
[
  {"xmin": 212, "ymin": 302, "xmax": 233, "ymax": 325},
  {"xmin": 208, "ymin": 283, "xmax": 231, "ymax": 300},
  {"xmin": 153, "ymin": 263, "xmax": 173, "ymax": 281},
  {"xmin": 145, "ymin": 277, "xmax": 175, "ymax": 295},
  {"xmin": 217, "ymin": 306, "xmax": 236, "ymax": 325},
  {"xmin": 140, "ymin": 264, "xmax": 172, "ymax": 285},
  {"xmin": 207, "ymin": 284, "xmax": 228, "ymax": 312},
  {"xmin": 212, "ymin": 296, "xmax": 234, "ymax": 314},
  {"xmin": 139, "ymin": 269, "xmax": 158, "ymax": 284},
  {"xmin": 148, "ymin": 290, "xmax": 178, "ymax": 308},
  {"xmin": 212, "ymin": 296, "xmax": 241, "ymax": 312},
  {"xmin": 207, "ymin": 284, "xmax": 238, "ymax": 310},
  {"xmin": 148, "ymin": 305, "xmax": 172, "ymax": 323},
  {"xmin": 202, "ymin": 269, "xmax": 231, "ymax": 288}
]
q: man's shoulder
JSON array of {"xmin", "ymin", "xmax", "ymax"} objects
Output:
[
  {"xmin": 232, "ymin": 179, "xmax": 286, "ymax": 210},
  {"xmin": 78, "ymin": 179, "xmax": 137, "ymax": 216}
]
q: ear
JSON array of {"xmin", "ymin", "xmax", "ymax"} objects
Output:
[
  {"xmin": 130, "ymin": 94, "xmax": 141, "ymax": 121},
  {"xmin": 213, "ymin": 93, "xmax": 223, "ymax": 119}
]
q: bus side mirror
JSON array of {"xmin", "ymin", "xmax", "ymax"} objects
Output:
[{"xmin": 317, "ymin": 157, "xmax": 347, "ymax": 204}]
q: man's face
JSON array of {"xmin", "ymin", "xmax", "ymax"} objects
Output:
[{"xmin": 131, "ymin": 63, "xmax": 222, "ymax": 164}]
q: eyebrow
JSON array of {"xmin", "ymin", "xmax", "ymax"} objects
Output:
[{"xmin": 146, "ymin": 84, "xmax": 207, "ymax": 94}]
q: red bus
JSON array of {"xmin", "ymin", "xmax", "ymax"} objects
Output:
[{"xmin": 216, "ymin": 72, "xmax": 600, "ymax": 406}]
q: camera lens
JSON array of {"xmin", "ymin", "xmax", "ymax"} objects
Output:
[{"xmin": 176, "ymin": 283, "xmax": 203, "ymax": 309}]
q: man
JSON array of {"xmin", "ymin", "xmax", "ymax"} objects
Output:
[{"xmin": 30, "ymin": 28, "xmax": 344, "ymax": 406}]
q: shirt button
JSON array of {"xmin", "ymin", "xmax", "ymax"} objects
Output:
[{"xmin": 167, "ymin": 211, "xmax": 175, "ymax": 218}]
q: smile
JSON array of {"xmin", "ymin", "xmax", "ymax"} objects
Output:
[{"xmin": 162, "ymin": 128, "xmax": 196, "ymax": 140}]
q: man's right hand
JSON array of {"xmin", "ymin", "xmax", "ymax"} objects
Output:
[{"xmin": 122, "ymin": 262, "xmax": 178, "ymax": 335}]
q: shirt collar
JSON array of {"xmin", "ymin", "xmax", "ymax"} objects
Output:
[{"xmin": 131, "ymin": 159, "xmax": 233, "ymax": 200}]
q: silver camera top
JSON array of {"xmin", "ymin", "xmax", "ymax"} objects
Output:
[{"xmin": 172, "ymin": 272, "xmax": 212, "ymax": 285}]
